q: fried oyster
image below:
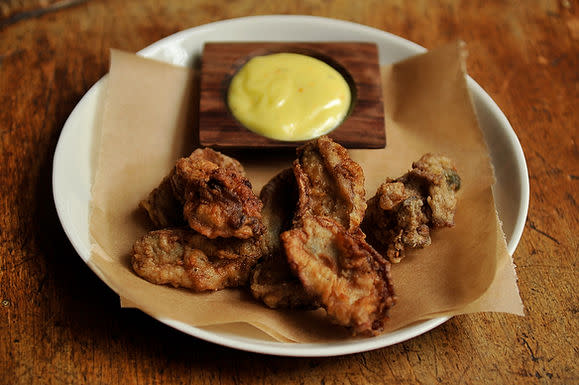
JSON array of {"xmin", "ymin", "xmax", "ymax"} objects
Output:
[
  {"xmin": 132, "ymin": 228, "xmax": 264, "ymax": 291},
  {"xmin": 292, "ymin": 135, "xmax": 367, "ymax": 232},
  {"xmin": 282, "ymin": 216, "xmax": 394, "ymax": 335},
  {"xmin": 134, "ymin": 148, "xmax": 265, "ymax": 291},
  {"xmin": 362, "ymin": 153, "xmax": 461, "ymax": 263},
  {"xmin": 139, "ymin": 147, "xmax": 264, "ymax": 239},
  {"xmin": 172, "ymin": 155, "xmax": 264, "ymax": 239}
]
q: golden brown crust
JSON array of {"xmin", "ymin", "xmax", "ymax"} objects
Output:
[
  {"xmin": 411, "ymin": 153, "xmax": 461, "ymax": 227},
  {"xmin": 363, "ymin": 153, "xmax": 461, "ymax": 263},
  {"xmin": 282, "ymin": 216, "xmax": 395, "ymax": 335},
  {"xmin": 292, "ymin": 136, "xmax": 366, "ymax": 232},
  {"xmin": 172, "ymin": 156, "xmax": 264, "ymax": 239},
  {"xmin": 139, "ymin": 148, "xmax": 249, "ymax": 230},
  {"xmin": 132, "ymin": 228, "xmax": 264, "ymax": 291},
  {"xmin": 190, "ymin": 148, "xmax": 246, "ymax": 176}
]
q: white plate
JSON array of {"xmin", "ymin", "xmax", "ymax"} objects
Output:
[{"xmin": 52, "ymin": 15, "xmax": 529, "ymax": 357}]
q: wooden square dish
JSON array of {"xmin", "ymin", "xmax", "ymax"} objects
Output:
[{"xmin": 199, "ymin": 42, "xmax": 385, "ymax": 149}]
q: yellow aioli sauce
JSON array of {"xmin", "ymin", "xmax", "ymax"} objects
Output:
[{"xmin": 227, "ymin": 53, "xmax": 351, "ymax": 141}]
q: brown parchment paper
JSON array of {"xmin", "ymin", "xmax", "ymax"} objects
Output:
[{"xmin": 89, "ymin": 43, "xmax": 523, "ymax": 343}]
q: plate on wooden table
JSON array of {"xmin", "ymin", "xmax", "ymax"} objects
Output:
[{"xmin": 52, "ymin": 15, "xmax": 529, "ymax": 357}]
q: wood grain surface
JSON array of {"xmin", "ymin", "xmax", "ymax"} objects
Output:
[{"xmin": 0, "ymin": 0, "xmax": 577, "ymax": 384}]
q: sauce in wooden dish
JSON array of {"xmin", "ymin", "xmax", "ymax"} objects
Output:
[{"xmin": 227, "ymin": 53, "xmax": 351, "ymax": 141}]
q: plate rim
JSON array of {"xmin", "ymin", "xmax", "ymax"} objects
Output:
[{"xmin": 52, "ymin": 14, "xmax": 529, "ymax": 357}]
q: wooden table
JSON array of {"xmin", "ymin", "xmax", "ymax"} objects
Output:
[{"xmin": 1, "ymin": 1, "xmax": 577, "ymax": 383}]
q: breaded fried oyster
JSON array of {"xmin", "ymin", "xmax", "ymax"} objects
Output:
[
  {"xmin": 282, "ymin": 216, "xmax": 395, "ymax": 335},
  {"xmin": 172, "ymin": 155, "xmax": 264, "ymax": 239},
  {"xmin": 132, "ymin": 228, "xmax": 264, "ymax": 291},
  {"xmin": 292, "ymin": 135, "xmax": 366, "ymax": 232},
  {"xmin": 139, "ymin": 148, "xmax": 264, "ymax": 239},
  {"xmin": 362, "ymin": 153, "xmax": 461, "ymax": 263}
]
